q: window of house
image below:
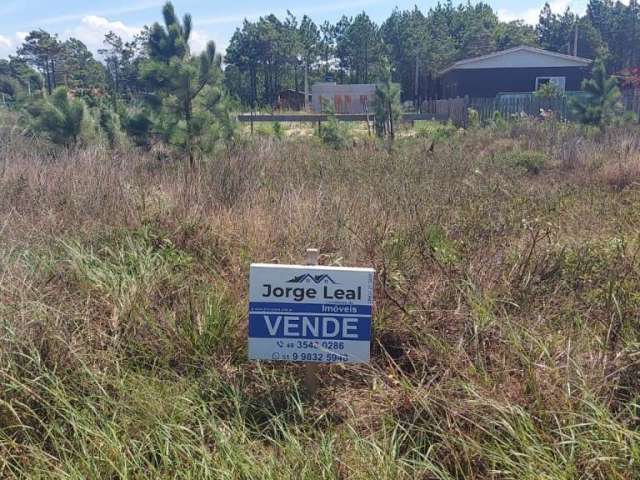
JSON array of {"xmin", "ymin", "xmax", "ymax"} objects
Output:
[{"xmin": 535, "ymin": 76, "xmax": 566, "ymax": 91}]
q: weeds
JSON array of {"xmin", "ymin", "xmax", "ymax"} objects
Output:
[{"xmin": 1, "ymin": 114, "xmax": 640, "ymax": 478}]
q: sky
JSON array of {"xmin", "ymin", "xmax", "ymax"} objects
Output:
[{"xmin": 0, "ymin": 0, "xmax": 591, "ymax": 60}]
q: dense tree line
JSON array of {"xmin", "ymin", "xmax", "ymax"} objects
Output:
[
  {"xmin": 224, "ymin": 0, "xmax": 640, "ymax": 106},
  {"xmin": 2, "ymin": 0, "xmax": 639, "ymax": 107}
]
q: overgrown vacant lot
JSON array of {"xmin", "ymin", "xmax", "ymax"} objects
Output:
[{"xmin": 1, "ymin": 116, "xmax": 640, "ymax": 479}]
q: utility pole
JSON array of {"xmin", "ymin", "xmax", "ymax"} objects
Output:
[
  {"xmin": 414, "ymin": 52, "xmax": 420, "ymax": 110},
  {"xmin": 304, "ymin": 62, "xmax": 309, "ymax": 111},
  {"xmin": 573, "ymin": 22, "xmax": 579, "ymax": 57}
]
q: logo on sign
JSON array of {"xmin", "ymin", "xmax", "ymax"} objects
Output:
[{"xmin": 287, "ymin": 273, "xmax": 337, "ymax": 284}]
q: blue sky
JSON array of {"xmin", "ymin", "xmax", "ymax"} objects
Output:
[{"xmin": 0, "ymin": 0, "xmax": 590, "ymax": 59}]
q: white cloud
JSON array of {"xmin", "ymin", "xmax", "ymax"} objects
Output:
[
  {"xmin": 497, "ymin": 0, "xmax": 575, "ymax": 25},
  {"xmin": 190, "ymin": 30, "xmax": 209, "ymax": 54},
  {"xmin": 68, "ymin": 17, "xmax": 220, "ymax": 56},
  {"xmin": 0, "ymin": 32, "xmax": 29, "ymax": 59},
  {"xmin": 66, "ymin": 15, "xmax": 141, "ymax": 55},
  {"xmin": 0, "ymin": 34, "xmax": 12, "ymax": 58},
  {"xmin": 0, "ymin": 35, "xmax": 11, "ymax": 49}
]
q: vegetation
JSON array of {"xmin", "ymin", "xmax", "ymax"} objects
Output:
[
  {"xmin": 2, "ymin": 110, "xmax": 640, "ymax": 478},
  {"xmin": 4, "ymin": 0, "xmax": 639, "ymax": 111},
  {"xmin": 534, "ymin": 81, "xmax": 564, "ymax": 99},
  {"xmin": 0, "ymin": 0, "xmax": 638, "ymax": 157},
  {"xmin": 141, "ymin": 2, "xmax": 226, "ymax": 165},
  {"xmin": 0, "ymin": 2, "xmax": 639, "ymax": 475},
  {"xmin": 373, "ymin": 67, "xmax": 402, "ymax": 139},
  {"xmin": 571, "ymin": 58, "xmax": 624, "ymax": 129},
  {"xmin": 318, "ymin": 101, "xmax": 349, "ymax": 149},
  {"xmin": 222, "ymin": 0, "xmax": 640, "ymax": 107},
  {"xmin": 24, "ymin": 86, "xmax": 84, "ymax": 145}
]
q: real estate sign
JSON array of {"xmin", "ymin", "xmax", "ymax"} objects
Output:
[{"xmin": 249, "ymin": 264, "xmax": 374, "ymax": 364}]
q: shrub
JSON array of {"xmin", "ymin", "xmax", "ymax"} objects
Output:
[
  {"xmin": 319, "ymin": 115, "xmax": 348, "ymax": 149},
  {"xmin": 272, "ymin": 121, "xmax": 284, "ymax": 140},
  {"xmin": 415, "ymin": 121, "xmax": 458, "ymax": 141},
  {"xmin": 98, "ymin": 107, "xmax": 124, "ymax": 148},
  {"xmin": 24, "ymin": 86, "xmax": 84, "ymax": 146},
  {"xmin": 467, "ymin": 108, "xmax": 480, "ymax": 128},
  {"xmin": 534, "ymin": 82, "xmax": 563, "ymax": 99},
  {"xmin": 318, "ymin": 100, "xmax": 349, "ymax": 149},
  {"xmin": 493, "ymin": 149, "xmax": 548, "ymax": 174},
  {"xmin": 122, "ymin": 110, "xmax": 153, "ymax": 147},
  {"xmin": 491, "ymin": 110, "xmax": 507, "ymax": 130}
]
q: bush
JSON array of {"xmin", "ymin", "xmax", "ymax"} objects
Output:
[
  {"xmin": 24, "ymin": 86, "xmax": 84, "ymax": 146},
  {"xmin": 534, "ymin": 82, "xmax": 563, "ymax": 99},
  {"xmin": 319, "ymin": 115, "xmax": 349, "ymax": 149},
  {"xmin": 272, "ymin": 121, "xmax": 284, "ymax": 140},
  {"xmin": 122, "ymin": 110, "xmax": 153, "ymax": 147},
  {"xmin": 504, "ymin": 150, "xmax": 548, "ymax": 174},
  {"xmin": 98, "ymin": 107, "xmax": 124, "ymax": 148},
  {"xmin": 415, "ymin": 121, "xmax": 458, "ymax": 141},
  {"xmin": 467, "ymin": 108, "xmax": 480, "ymax": 128},
  {"xmin": 318, "ymin": 100, "xmax": 348, "ymax": 149}
]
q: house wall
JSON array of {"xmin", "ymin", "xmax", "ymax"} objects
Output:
[
  {"xmin": 440, "ymin": 66, "xmax": 589, "ymax": 98},
  {"xmin": 311, "ymin": 82, "xmax": 377, "ymax": 113}
]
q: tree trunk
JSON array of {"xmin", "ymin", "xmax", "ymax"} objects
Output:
[
  {"xmin": 185, "ymin": 97, "xmax": 194, "ymax": 168},
  {"xmin": 43, "ymin": 59, "xmax": 52, "ymax": 95},
  {"xmin": 50, "ymin": 59, "xmax": 56, "ymax": 90},
  {"xmin": 388, "ymin": 100, "xmax": 394, "ymax": 140}
]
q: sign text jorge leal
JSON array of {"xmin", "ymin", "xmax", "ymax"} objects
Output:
[{"xmin": 249, "ymin": 264, "xmax": 374, "ymax": 364}]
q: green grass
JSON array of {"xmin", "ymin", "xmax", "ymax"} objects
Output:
[{"xmin": 1, "ymin": 112, "xmax": 640, "ymax": 478}]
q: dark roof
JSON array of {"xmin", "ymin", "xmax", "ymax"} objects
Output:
[{"xmin": 440, "ymin": 46, "xmax": 592, "ymax": 75}]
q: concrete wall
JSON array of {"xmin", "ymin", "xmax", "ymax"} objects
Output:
[{"xmin": 311, "ymin": 82, "xmax": 377, "ymax": 114}]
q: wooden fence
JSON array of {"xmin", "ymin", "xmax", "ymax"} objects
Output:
[{"xmin": 423, "ymin": 91, "xmax": 640, "ymax": 126}]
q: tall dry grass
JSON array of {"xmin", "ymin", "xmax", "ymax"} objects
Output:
[{"xmin": 1, "ymin": 111, "xmax": 639, "ymax": 478}]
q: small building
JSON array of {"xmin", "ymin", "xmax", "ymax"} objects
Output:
[
  {"xmin": 438, "ymin": 46, "xmax": 592, "ymax": 99},
  {"xmin": 311, "ymin": 82, "xmax": 376, "ymax": 114},
  {"xmin": 276, "ymin": 89, "xmax": 306, "ymax": 111}
]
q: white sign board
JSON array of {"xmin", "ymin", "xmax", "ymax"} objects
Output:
[{"xmin": 249, "ymin": 264, "xmax": 374, "ymax": 364}]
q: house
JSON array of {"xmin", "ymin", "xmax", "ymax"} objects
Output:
[
  {"xmin": 276, "ymin": 89, "xmax": 306, "ymax": 111},
  {"xmin": 438, "ymin": 46, "xmax": 592, "ymax": 99},
  {"xmin": 311, "ymin": 82, "xmax": 376, "ymax": 114}
]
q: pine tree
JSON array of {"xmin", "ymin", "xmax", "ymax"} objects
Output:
[
  {"xmin": 571, "ymin": 58, "xmax": 623, "ymax": 129},
  {"xmin": 25, "ymin": 86, "xmax": 84, "ymax": 145},
  {"xmin": 373, "ymin": 62, "xmax": 401, "ymax": 139},
  {"xmin": 17, "ymin": 30, "xmax": 64, "ymax": 95},
  {"xmin": 141, "ymin": 1, "xmax": 224, "ymax": 165}
]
